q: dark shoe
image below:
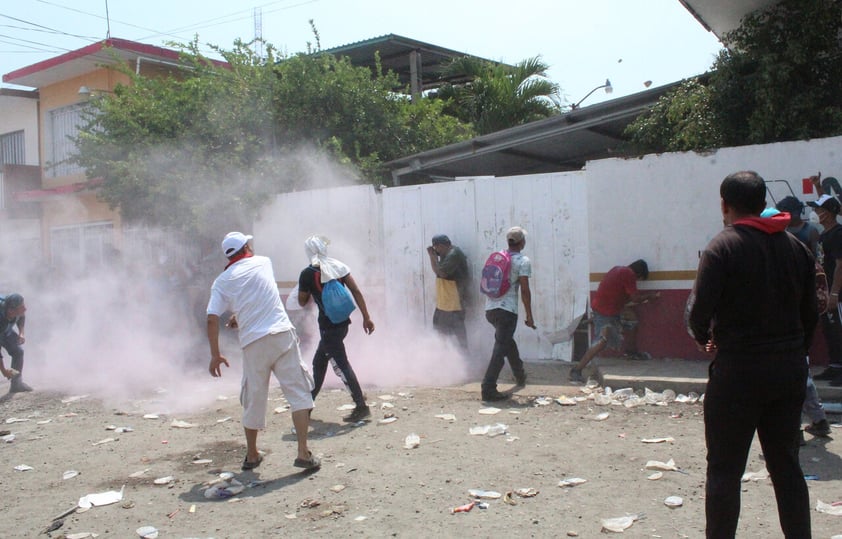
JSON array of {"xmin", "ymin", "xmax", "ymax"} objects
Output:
[
  {"xmin": 624, "ymin": 352, "xmax": 652, "ymax": 361},
  {"xmin": 814, "ymin": 367, "xmax": 840, "ymax": 381},
  {"xmin": 293, "ymin": 451, "xmax": 321, "ymax": 470},
  {"xmin": 481, "ymin": 390, "xmax": 508, "ymax": 402},
  {"xmin": 799, "ymin": 430, "xmax": 807, "ymax": 446},
  {"xmin": 342, "ymin": 405, "xmax": 371, "ymax": 423},
  {"xmin": 515, "ymin": 372, "xmax": 527, "ymax": 387},
  {"xmin": 569, "ymin": 368, "xmax": 585, "ymax": 383},
  {"xmin": 9, "ymin": 380, "xmax": 32, "ymax": 393},
  {"xmin": 241, "ymin": 454, "xmax": 263, "ymax": 471},
  {"xmin": 805, "ymin": 419, "xmax": 832, "ymax": 437}
]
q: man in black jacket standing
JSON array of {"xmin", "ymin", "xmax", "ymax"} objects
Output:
[{"xmin": 687, "ymin": 171, "xmax": 817, "ymax": 538}]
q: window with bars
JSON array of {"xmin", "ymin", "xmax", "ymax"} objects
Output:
[
  {"xmin": 0, "ymin": 130, "xmax": 25, "ymax": 166},
  {"xmin": 50, "ymin": 221, "xmax": 115, "ymax": 272},
  {"xmin": 47, "ymin": 103, "xmax": 88, "ymax": 178}
]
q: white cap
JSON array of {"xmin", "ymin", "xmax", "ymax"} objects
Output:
[{"xmin": 221, "ymin": 231, "xmax": 253, "ymax": 257}]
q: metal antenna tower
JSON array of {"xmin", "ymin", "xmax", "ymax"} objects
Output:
[{"xmin": 253, "ymin": 7, "xmax": 263, "ymax": 58}]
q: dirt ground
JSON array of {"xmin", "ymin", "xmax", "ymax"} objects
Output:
[{"xmin": 2, "ymin": 362, "xmax": 842, "ymax": 539}]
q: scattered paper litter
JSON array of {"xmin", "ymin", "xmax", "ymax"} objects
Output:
[
  {"xmin": 61, "ymin": 395, "xmax": 89, "ymax": 404},
  {"xmin": 136, "ymin": 525, "xmax": 159, "ymax": 538},
  {"xmin": 65, "ymin": 533, "xmax": 99, "ymax": 539},
  {"xmin": 378, "ymin": 394, "xmax": 395, "ymax": 401},
  {"xmin": 153, "ymin": 476, "xmax": 175, "ymax": 485},
  {"xmin": 381, "ymin": 402, "xmax": 395, "ymax": 409},
  {"xmin": 337, "ymin": 404, "xmax": 356, "ymax": 411},
  {"xmin": 435, "ymin": 413, "xmax": 456, "ymax": 421},
  {"xmin": 36, "ymin": 419, "xmax": 52, "ymax": 425},
  {"xmin": 514, "ymin": 488, "xmax": 539, "ymax": 497},
  {"xmin": 555, "ymin": 396, "xmax": 577, "ymax": 406},
  {"xmin": 129, "ymin": 469, "xmax": 150, "ymax": 478},
  {"xmin": 478, "ymin": 407, "xmax": 501, "ymax": 415},
  {"xmin": 354, "ymin": 516, "xmax": 367, "ymax": 521},
  {"xmin": 641, "ymin": 437, "xmax": 675, "ymax": 444},
  {"xmin": 534, "ymin": 397, "xmax": 553, "ymax": 406},
  {"xmin": 647, "ymin": 472, "xmax": 664, "ymax": 481},
  {"xmin": 468, "ymin": 423, "xmax": 508, "ymax": 437},
  {"xmin": 63, "ymin": 470, "xmax": 80, "ymax": 480},
  {"xmin": 378, "ymin": 417, "xmax": 398, "ymax": 425},
  {"xmin": 468, "ymin": 489, "xmax": 502, "ymax": 499},
  {"xmin": 92, "ymin": 438, "xmax": 117, "ymax": 446},
  {"xmin": 601, "ymin": 513, "xmax": 643, "ymax": 532},
  {"xmin": 13, "ymin": 464, "xmax": 33, "ymax": 471},
  {"xmin": 1, "ymin": 434, "xmax": 14, "ymax": 443},
  {"xmin": 78, "ymin": 485, "xmax": 125, "ymax": 509},
  {"xmin": 170, "ymin": 419, "xmax": 196, "ymax": 429},
  {"xmin": 664, "ymin": 496, "xmax": 683, "ymax": 508},
  {"xmin": 329, "ymin": 484, "xmax": 346, "ymax": 493},
  {"xmin": 204, "ymin": 478, "xmax": 244, "ymax": 499},
  {"xmin": 593, "ymin": 412, "xmax": 610, "ymax": 421},
  {"xmin": 192, "ymin": 459, "xmax": 213, "ymax": 465},
  {"xmin": 142, "ymin": 414, "xmax": 159, "ymax": 420},
  {"xmin": 5, "ymin": 417, "xmax": 29, "ymax": 424},
  {"xmin": 645, "ymin": 459, "xmax": 679, "ymax": 472},
  {"xmin": 216, "ymin": 417, "xmax": 232, "ymax": 423},
  {"xmin": 273, "ymin": 406, "xmax": 290, "ymax": 414},
  {"xmin": 817, "ymin": 500, "xmax": 842, "ymax": 516},
  {"xmin": 404, "ymin": 433, "xmax": 421, "ymax": 449},
  {"xmin": 741, "ymin": 469, "xmax": 769, "ymax": 482},
  {"xmin": 558, "ymin": 477, "xmax": 587, "ymax": 487}
]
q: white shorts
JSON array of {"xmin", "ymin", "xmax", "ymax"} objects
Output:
[{"xmin": 240, "ymin": 330, "xmax": 314, "ymax": 430}]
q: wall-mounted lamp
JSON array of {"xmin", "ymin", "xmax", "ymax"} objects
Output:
[
  {"xmin": 78, "ymin": 86, "xmax": 113, "ymax": 99},
  {"xmin": 570, "ymin": 79, "xmax": 612, "ymax": 110}
]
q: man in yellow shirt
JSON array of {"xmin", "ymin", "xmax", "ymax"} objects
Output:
[{"xmin": 427, "ymin": 235, "xmax": 469, "ymax": 351}]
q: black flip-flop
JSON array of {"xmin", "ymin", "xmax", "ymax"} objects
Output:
[
  {"xmin": 293, "ymin": 452, "xmax": 321, "ymax": 470},
  {"xmin": 241, "ymin": 455, "xmax": 263, "ymax": 471}
]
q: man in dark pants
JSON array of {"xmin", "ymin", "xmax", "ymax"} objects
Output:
[
  {"xmin": 0, "ymin": 293, "xmax": 31, "ymax": 393},
  {"xmin": 687, "ymin": 171, "xmax": 817, "ymax": 538},
  {"xmin": 298, "ymin": 235, "xmax": 375, "ymax": 423},
  {"xmin": 807, "ymin": 194, "xmax": 842, "ymax": 385},
  {"xmin": 426, "ymin": 234, "xmax": 469, "ymax": 351},
  {"xmin": 481, "ymin": 226, "xmax": 535, "ymax": 401}
]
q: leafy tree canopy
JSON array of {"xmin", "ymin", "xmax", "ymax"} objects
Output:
[
  {"xmin": 625, "ymin": 0, "xmax": 842, "ymax": 153},
  {"xmin": 74, "ymin": 38, "xmax": 471, "ymax": 238},
  {"xmin": 432, "ymin": 56, "xmax": 562, "ymax": 135}
]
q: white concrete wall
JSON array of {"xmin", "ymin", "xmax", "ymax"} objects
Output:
[
  {"xmin": 256, "ymin": 134, "xmax": 842, "ymax": 361},
  {"xmin": 586, "ymin": 135, "xmax": 842, "ymax": 290}
]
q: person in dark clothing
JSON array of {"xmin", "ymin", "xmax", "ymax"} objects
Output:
[
  {"xmin": 0, "ymin": 293, "xmax": 31, "ymax": 393},
  {"xmin": 807, "ymin": 194, "xmax": 842, "ymax": 385},
  {"xmin": 426, "ymin": 234, "xmax": 470, "ymax": 351},
  {"xmin": 687, "ymin": 171, "xmax": 817, "ymax": 539},
  {"xmin": 298, "ymin": 235, "xmax": 375, "ymax": 423}
]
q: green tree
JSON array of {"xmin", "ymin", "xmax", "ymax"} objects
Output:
[
  {"xmin": 74, "ymin": 39, "xmax": 470, "ymax": 237},
  {"xmin": 434, "ymin": 56, "xmax": 561, "ymax": 135},
  {"xmin": 625, "ymin": 0, "xmax": 842, "ymax": 153}
]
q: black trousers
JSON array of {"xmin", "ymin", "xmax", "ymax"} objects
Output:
[
  {"xmin": 0, "ymin": 331, "xmax": 24, "ymax": 381},
  {"xmin": 311, "ymin": 324, "xmax": 366, "ymax": 408},
  {"xmin": 704, "ymin": 352, "xmax": 810, "ymax": 539},
  {"xmin": 432, "ymin": 308, "xmax": 468, "ymax": 351},
  {"xmin": 482, "ymin": 308, "xmax": 524, "ymax": 391},
  {"xmin": 820, "ymin": 310, "xmax": 842, "ymax": 367}
]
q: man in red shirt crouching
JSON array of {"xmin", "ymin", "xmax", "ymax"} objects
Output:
[{"xmin": 569, "ymin": 260, "xmax": 659, "ymax": 383}]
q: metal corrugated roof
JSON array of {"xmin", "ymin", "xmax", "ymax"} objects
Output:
[
  {"xmin": 383, "ymin": 80, "xmax": 686, "ymax": 185},
  {"xmin": 322, "ymin": 33, "xmax": 509, "ymax": 89}
]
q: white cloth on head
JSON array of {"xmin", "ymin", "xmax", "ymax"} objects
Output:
[{"xmin": 304, "ymin": 235, "xmax": 350, "ymax": 283}]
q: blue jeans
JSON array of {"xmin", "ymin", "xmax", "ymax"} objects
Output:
[{"xmin": 482, "ymin": 309, "xmax": 524, "ymax": 392}]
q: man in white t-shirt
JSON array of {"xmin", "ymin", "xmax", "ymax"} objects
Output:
[
  {"xmin": 481, "ymin": 226, "xmax": 536, "ymax": 401},
  {"xmin": 206, "ymin": 231, "xmax": 320, "ymax": 472}
]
